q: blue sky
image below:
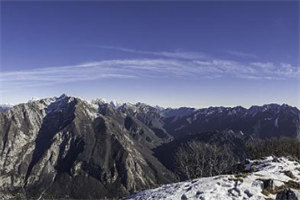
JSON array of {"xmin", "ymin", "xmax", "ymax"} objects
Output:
[{"xmin": 1, "ymin": 1, "xmax": 299, "ymax": 108}]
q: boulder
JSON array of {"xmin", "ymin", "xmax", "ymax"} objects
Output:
[{"xmin": 275, "ymin": 189, "xmax": 298, "ymax": 200}]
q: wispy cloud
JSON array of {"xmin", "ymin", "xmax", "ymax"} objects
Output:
[
  {"xmin": 227, "ymin": 50, "xmax": 258, "ymax": 59},
  {"xmin": 1, "ymin": 49, "xmax": 299, "ymax": 90},
  {"xmin": 96, "ymin": 45, "xmax": 209, "ymax": 60}
]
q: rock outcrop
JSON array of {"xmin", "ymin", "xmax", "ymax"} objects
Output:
[{"xmin": 276, "ymin": 189, "xmax": 298, "ymax": 200}]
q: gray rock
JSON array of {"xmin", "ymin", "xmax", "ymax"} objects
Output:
[
  {"xmin": 181, "ymin": 194, "xmax": 188, "ymax": 200},
  {"xmin": 262, "ymin": 179, "xmax": 275, "ymax": 191},
  {"xmin": 276, "ymin": 189, "xmax": 298, "ymax": 200}
]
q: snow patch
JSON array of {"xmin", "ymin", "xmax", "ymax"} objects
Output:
[{"xmin": 126, "ymin": 156, "xmax": 300, "ymax": 200}]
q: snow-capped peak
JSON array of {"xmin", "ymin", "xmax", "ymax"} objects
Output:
[
  {"xmin": 90, "ymin": 98, "xmax": 109, "ymax": 105},
  {"xmin": 110, "ymin": 99, "xmax": 123, "ymax": 108}
]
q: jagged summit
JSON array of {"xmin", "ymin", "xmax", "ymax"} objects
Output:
[{"xmin": 57, "ymin": 93, "xmax": 68, "ymax": 99}]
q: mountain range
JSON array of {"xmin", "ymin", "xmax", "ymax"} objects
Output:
[{"xmin": 0, "ymin": 94, "xmax": 299, "ymax": 199}]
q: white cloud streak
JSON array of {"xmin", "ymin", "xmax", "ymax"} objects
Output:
[
  {"xmin": 1, "ymin": 50, "xmax": 299, "ymax": 90},
  {"xmin": 96, "ymin": 45, "xmax": 209, "ymax": 60},
  {"xmin": 227, "ymin": 50, "xmax": 258, "ymax": 59}
]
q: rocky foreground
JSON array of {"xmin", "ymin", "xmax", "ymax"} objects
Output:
[{"xmin": 126, "ymin": 156, "xmax": 300, "ymax": 200}]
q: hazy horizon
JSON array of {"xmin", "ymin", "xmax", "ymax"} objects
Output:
[{"xmin": 1, "ymin": 1, "xmax": 299, "ymax": 108}]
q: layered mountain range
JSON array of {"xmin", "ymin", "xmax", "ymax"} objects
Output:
[{"xmin": 0, "ymin": 94, "xmax": 299, "ymax": 199}]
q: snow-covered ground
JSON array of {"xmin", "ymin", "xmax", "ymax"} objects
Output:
[{"xmin": 126, "ymin": 156, "xmax": 300, "ymax": 200}]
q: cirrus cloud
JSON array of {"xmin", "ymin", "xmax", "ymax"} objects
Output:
[{"xmin": 0, "ymin": 48, "xmax": 299, "ymax": 90}]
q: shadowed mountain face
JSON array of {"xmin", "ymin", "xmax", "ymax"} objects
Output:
[
  {"xmin": 0, "ymin": 95, "xmax": 299, "ymax": 199},
  {"xmin": 164, "ymin": 104, "xmax": 300, "ymax": 139}
]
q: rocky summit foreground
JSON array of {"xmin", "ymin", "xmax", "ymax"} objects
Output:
[{"xmin": 126, "ymin": 156, "xmax": 300, "ymax": 200}]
